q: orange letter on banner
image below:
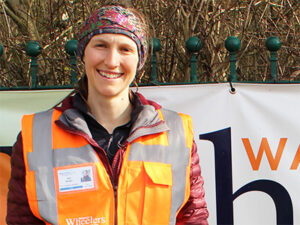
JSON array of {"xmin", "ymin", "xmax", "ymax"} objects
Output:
[
  {"xmin": 242, "ymin": 138, "xmax": 287, "ymax": 170},
  {"xmin": 290, "ymin": 145, "xmax": 300, "ymax": 170}
]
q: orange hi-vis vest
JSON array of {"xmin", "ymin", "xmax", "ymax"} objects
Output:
[{"xmin": 21, "ymin": 107, "xmax": 194, "ymax": 225}]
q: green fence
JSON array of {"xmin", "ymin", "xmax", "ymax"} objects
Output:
[{"xmin": 0, "ymin": 36, "xmax": 292, "ymax": 90}]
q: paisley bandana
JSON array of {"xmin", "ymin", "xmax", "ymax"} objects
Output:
[{"xmin": 78, "ymin": 5, "xmax": 148, "ymax": 70}]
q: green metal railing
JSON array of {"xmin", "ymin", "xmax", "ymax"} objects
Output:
[
  {"xmin": 225, "ymin": 36, "xmax": 241, "ymax": 82},
  {"xmin": 65, "ymin": 40, "xmax": 79, "ymax": 86},
  {"xmin": 186, "ymin": 37, "xmax": 202, "ymax": 83},
  {"xmin": 25, "ymin": 41, "xmax": 41, "ymax": 88},
  {"xmin": 0, "ymin": 36, "xmax": 287, "ymax": 90},
  {"xmin": 265, "ymin": 37, "xmax": 281, "ymax": 82}
]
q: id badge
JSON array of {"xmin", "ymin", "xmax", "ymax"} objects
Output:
[{"xmin": 55, "ymin": 163, "xmax": 97, "ymax": 194}]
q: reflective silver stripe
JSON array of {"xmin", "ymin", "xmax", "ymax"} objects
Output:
[
  {"xmin": 128, "ymin": 109, "xmax": 190, "ymax": 225},
  {"xmin": 27, "ymin": 110, "xmax": 99, "ymax": 225},
  {"xmin": 53, "ymin": 145, "xmax": 99, "ymax": 167},
  {"xmin": 28, "ymin": 110, "xmax": 57, "ymax": 223}
]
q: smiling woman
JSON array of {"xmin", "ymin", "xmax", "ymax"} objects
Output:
[
  {"xmin": 6, "ymin": 3, "xmax": 208, "ymax": 225},
  {"xmin": 83, "ymin": 33, "xmax": 139, "ymax": 129}
]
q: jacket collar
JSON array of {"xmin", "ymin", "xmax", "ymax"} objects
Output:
[{"xmin": 56, "ymin": 92, "xmax": 169, "ymax": 143}]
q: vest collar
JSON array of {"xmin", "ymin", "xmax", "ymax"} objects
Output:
[
  {"xmin": 127, "ymin": 105, "xmax": 169, "ymax": 143},
  {"xmin": 57, "ymin": 104, "xmax": 169, "ymax": 144}
]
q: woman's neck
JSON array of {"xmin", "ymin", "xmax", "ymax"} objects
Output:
[{"xmin": 87, "ymin": 93, "xmax": 132, "ymax": 134}]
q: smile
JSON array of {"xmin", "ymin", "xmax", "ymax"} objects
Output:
[{"xmin": 97, "ymin": 70, "xmax": 124, "ymax": 79}]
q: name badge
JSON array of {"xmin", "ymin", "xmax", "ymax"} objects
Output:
[{"xmin": 55, "ymin": 164, "xmax": 97, "ymax": 193}]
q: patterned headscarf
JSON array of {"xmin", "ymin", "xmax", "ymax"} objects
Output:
[{"xmin": 77, "ymin": 5, "xmax": 148, "ymax": 70}]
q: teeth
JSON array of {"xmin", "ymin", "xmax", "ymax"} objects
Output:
[{"xmin": 98, "ymin": 70, "xmax": 123, "ymax": 79}]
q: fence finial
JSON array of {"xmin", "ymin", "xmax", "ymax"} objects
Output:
[
  {"xmin": 266, "ymin": 37, "xmax": 281, "ymax": 82},
  {"xmin": 25, "ymin": 41, "xmax": 41, "ymax": 88},
  {"xmin": 186, "ymin": 37, "xmax": 202, "ymax": 83},
  {"xmin": 65, "ymin": 40, "xmax": 78, "ymax": 85},
  {"xmin": 150, "ymin": 38, "xmax": 161, "ymax": 83},
  {"xmin": 225, "ymin": 36, "xmax": 241, "ymax": 82}
]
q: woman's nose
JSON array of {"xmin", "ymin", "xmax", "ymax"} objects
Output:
[{"xmin": 104, "ymin": 48, "xmax": 120, "ymax": 68}]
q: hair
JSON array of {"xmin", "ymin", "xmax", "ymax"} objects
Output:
[{"xmin": 76, "ymin": 3, "xmax": 149, "ymax": 101}]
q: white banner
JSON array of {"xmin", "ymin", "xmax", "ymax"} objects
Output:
[
  {"xmin": 1, "ymin": 83, "xmax": 299, "ymax": 225},
  {"xmin": 0, "ymin": 89, "xmax": 72, "ymax": 146}
]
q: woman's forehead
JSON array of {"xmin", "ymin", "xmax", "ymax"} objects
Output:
[{"xmin": 91, "ymin": 33, "xmax": 137, "ymax": 46}]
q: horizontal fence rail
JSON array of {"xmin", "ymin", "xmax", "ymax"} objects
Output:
[{"xmin": 0, "ymin": 36, "xmax": 290, "ymax": 90}]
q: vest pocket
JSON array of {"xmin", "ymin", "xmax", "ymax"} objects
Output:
[
  {"xmin": 143, "ymin": 162, "xmax": 172, "ymax": 224},
  {"xmin": 125, "ymin": 161, "xmax": 173, "ymax": 225}
]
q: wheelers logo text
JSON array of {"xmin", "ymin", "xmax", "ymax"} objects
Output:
[{"xmin": 66, "ymin": 216, "xmax": 106, "ymax": 225}]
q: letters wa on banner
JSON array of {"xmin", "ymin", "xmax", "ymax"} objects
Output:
[{"xmin": 0, "ymin": 83, "xmax": 299, "ymax": 225}]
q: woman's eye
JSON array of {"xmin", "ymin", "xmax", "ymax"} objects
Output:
[
  {"xmin": 96, "ymin": 43, "xmax": 105, "ymax": 48},
  {"xmin": 121, "ymin": 47, "xmax": 130, "ymax": 52},
  {"xmin": 121, "ymin": 46, "xmax": 136, "ymax": 54}
]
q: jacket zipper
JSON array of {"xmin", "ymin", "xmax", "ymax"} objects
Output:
[
  {"xmin": 112, "ymin": 143, "xmax": 128, "ymax": 225},
  {"xmin": 107, "ymin": 135, "xmax": 113, "ymax": 151}
]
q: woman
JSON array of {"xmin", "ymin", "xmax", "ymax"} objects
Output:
[{"xmin": 7, "ymin": 4, "xmax": 208, "ymax": 225}]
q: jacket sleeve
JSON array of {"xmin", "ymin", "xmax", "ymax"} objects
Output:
[
  {"xmin": 6, "ymin": 133, "xmax": 45, "ymax": 225},
  {"xmin": 176, "ymin": 140, "xmax": 209, "ymax": 225}
]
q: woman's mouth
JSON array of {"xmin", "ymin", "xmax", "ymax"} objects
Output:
[{"xmin": 97, "ymin": 70, "xmax": 124, "ymax": 79}]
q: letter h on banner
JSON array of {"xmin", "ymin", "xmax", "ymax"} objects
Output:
[{"xmin": 200, "ymin": 128, "xmax": 293, "ymax": 225}]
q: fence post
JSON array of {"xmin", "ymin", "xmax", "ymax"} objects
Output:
[
  {"xmin": 150, "ymin": 38, "xmax": 161, "ymax": 83},
  {"xmin": 0, "ymin": 44, "xmax": 3, "ymax": 57},
  {"xmin": 266, "ymin": 37, "xmax": 281, "ymax": 82},
  {"xmin": 225, "ymin": 36, "xmax": 241, "ymax": 82},
  {"xmin": 25, "ymin": 41, "xmax": 41, "ymax": 88},
  {"xmin": 65, "ymin": 40, "xmax": 78, "ymax": 85},
  {"xmin": 186, "ymin": 37, "xmax": 202, "ymax": 83},
  {"xmin": 0, "ymin": 44, "xmax": 3, "ymax": 86}
]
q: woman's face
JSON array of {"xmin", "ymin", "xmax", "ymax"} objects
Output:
[{"xmin": 83, "ymin": 33, "xmax": 139, "ymax": 99}]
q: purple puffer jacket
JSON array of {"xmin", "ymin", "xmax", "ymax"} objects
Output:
[{"xmin": 7, "ymin": 92, "xmax": 209, "ymax": 225}]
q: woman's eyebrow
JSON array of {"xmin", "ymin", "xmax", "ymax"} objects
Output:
[{"xmin": 91, "ymin": 37, "xmax": 107, "ymax": 43}]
